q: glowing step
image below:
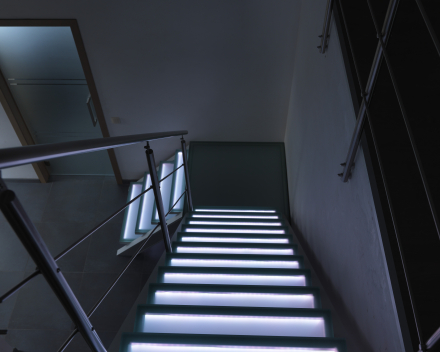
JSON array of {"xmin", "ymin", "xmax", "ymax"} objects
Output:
[
  {"xmin": 147, "ymin": 284, "xmax": 321, "ymax": 309},
  {"xmin": 134, "ymin": 305, "xmax": 332, "ymax": 338},
  {"xmin": 172, "ymin": 242, "xmax": 296, "ymax": 255},
  {"xmin": 185, "ymin": 219, "xmax": 284, "ymax": 227},
  {"xmin": 165, "ymin": 253, "xmax": 303, "ymax": 269},
  {"xmin": 177, "ymin": 232, "xmax": 292, "ymax": 244},
  {"xmin": 182, "ymin": 224, "xmax": 287, "ymax": 235},
  {"xmin": 157, "ymin": 267, "xmax": 311, "ymax": 286},
  {"xmin": 120, "ymin": 333, "xmax": 347, "ymax": 352},
  {"xmin": 195, "ymin": 209, "xmax": 277, "ymax": 213},
  {"xmin": 191, "ymin": 214, "xmax": 279, "ymax": 219}
]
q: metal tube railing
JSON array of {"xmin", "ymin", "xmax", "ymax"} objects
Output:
[
  {"xmin": 58, "ymin": 189, "xmax": 187, "ymax": 352},
  {"xmin": 0, "ymin": 130, "xmax": 193, "ymax": 352},
  {"xmin": 0, "ymin": 163, "xmax": 184, "ymax": 303},
  {"xmin": 338, "ymin": 0, "xmax": 440, "ymax": 349},
  {"xmin": 414, "ymin": 0, "xmax": 440, "ymax": 58},
  {"xmin": 0, "ymin": 130, "xmax": 187, "ymax": 169},
  {"xmin": 340, "ymin": 0, "xmax": 399, "ymax": 182}
]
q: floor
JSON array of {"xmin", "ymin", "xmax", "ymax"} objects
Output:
[{"xmin": 0, "ymin": 176, "xmax": 165, "ymax": 352}]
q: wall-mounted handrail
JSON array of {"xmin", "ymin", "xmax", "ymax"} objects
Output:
[
  {"xmin": 0, "ymin": 130, "xmax": 188, "ymax": 169},
  {"xmin": 340, "ymin": 0, "xmax": 398, "ymax": 182},
  {"xmin": 319, "ymin": 0, "xmax": 334, "ymax": 53}
]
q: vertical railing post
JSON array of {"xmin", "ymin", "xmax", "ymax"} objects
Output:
[
  {"xmin": 0, "ymin": 178, "xmax": 106, "ymax": 352},
  {"xmin": 180, "ymin": 137, "xmax": 194, "ymax": 212},
  {"xmin": 144, "ymin": 142, "xmax": 172, "ymax": 252}
]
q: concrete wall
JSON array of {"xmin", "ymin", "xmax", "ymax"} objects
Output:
[
  {"xmin": 0, "ymin": 104, "xmax": 38, "ymax": 179},
  {"xmin": 284, "ymin": 1, "xmax": 404, "ymax": 351}
]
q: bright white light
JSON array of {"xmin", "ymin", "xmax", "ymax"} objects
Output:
[
  {"xmin": 142, "ymin": 314, "xmax": 325, "ymax": 337},
  {"xmin": 163, "ymin": 273, "xmax": 306, "ymax": 286},
  {"xmin": 154, "ymin": 291, "xmax": 314, "ymax": 308},
  {"xmin": 193, "ymin": 215, "xmax": 279, "ymax": 219},
  {"xmin": 153, "ymin": 163, "xmax": 174, "ymax": 221},
  {"xmin": 180, "ymin": 237, "xmax": 289, "ymax": 244},
  {"xmin": 170, "ymin": 258, "xmax": 299, "ymax": 268},
  {"xmin": 123, "ymin": 183, "xmax": 142, "ymax": 239},
  {"xmin": 195, "ymin": 209, "xmax": 276, "ymax": 213},
  {"xmin": 175, "ymin": 247, "xmax": 294, "ymax": 255},
  {"xmin": 171, "ymin": 152, "xmax": 184, "ymax": 210},
  {"xmin": 185, "ymin": 228, "xmax": 285, "ymax": 234},
  {"xmin": 188, "ymin": 221, "xmax": 282, "ymax": 227},
  {"xmin": 139, "ymin": 175, "xmax": 154, "ymax": 230},
  {"xmin": 130, "ymin": 343, "xmax": 338, "ymax": 352}
]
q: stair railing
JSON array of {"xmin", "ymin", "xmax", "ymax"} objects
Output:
[
  {"xmin": 0, "ymin": 130, "xmax": 193, "ymax": 352},
  {"xmin": 335, "ymin": 0, "xmax": 440, "ymax": 351}
]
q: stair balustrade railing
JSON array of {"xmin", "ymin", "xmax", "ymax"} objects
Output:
[
  {"xmin": 334, "ymin": 0, "xmax": 440, "ymax": 351},
  {"xmin": 0, "ymin": 130, "xmax": 193, "ymax": 352}
]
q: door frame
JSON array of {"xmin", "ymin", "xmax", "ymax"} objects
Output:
[{"xmin": 0, "ymin": 19, "xmax": 123, "ymax": 184}]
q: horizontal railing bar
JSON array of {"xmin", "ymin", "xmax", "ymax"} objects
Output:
[
  {"xmin": 0, "ymin": 162, "xmax": 184, "ymax": 303},
  {"xmin": 0, "ymin": 130, "xmax": 188, "ymax": 169},
  {"xmin": 0, "ymin": 270, "xmax": 40, "ymax": 303},
  {"xmin": 158, "ymin": 164, "xmax": 183, "ymax": 185},
  {"xmin": 58, "ymin": 190, "xmax": 187, "ymax": 351},
  {"xmin": 341, "ymin": 0, "xmax": 398, "ymax": 182}
]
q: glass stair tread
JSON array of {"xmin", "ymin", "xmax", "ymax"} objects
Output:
[
  {"xmin": 134, "ymin": 304, "xmax": 333, "ymax": 338},
  {"xmin": 147, "ymin": 283, "xmax": 321, "ymax": 308},
  {"xmin": 165, "ymin": 253, "xmax": 302, "ymax": 269},
  {"xmin": 172, "ymin": 242, "xmax": 297, "ymax": 255},
  {"xmin": 119, "ymin": 332, "xmax": 347, "ymax": 352},
  {"xmin": 157, "ymin": 266, "xmax": 311, "ymax": 286}
]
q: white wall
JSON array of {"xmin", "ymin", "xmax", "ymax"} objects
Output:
[
  {"xmin": 0, "ymin": 104, "xmax": 38, "ymax": 179},
  {"xmin": 284, "ymin": 1, "xmax": 404, "ymax": 351}
]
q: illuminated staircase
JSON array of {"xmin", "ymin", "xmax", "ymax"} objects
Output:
[{"xmin": 118, "ymin": 207, "xmax": 347, "ymax": 352}]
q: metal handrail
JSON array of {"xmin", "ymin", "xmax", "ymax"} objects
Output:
[
  {"xmin": 0, "ymin": 130, "xmax": 187, "ymax": 169},
  {"xmin": 0, "ymin": 131, "xmax": 193, "ymax": 352},
  {"xmin": 340, "ymin": 0, "xmax": 398, "ymax": 182},
  {"xmin": 319, "ymin": 0, "xmax": 334, "ymax": 54},
  {"xmin": 58, "ymin": 189, "xmax": 187, "ymax": 352},
  {"xmin": 338, "ymin": 0, "xmax": 440, "ymax": 350},
  {"xmin": 0, "ymin": 164, "xmax": 184, "ymax": 303}
]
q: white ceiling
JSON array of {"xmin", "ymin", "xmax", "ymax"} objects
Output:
[{"xmin": 1, "ymin": 0, "xmax": 302, "ymax": 179}]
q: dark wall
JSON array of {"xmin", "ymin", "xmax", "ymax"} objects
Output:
[
  {"xmin": 188, "ymin": 142, "xmax": 290, "ymax": 217},
  {"xmin": 337, "ymin": 0, "xmax": 440, "ymax": 349}
]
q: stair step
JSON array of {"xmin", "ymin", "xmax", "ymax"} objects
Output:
[
  {"xmin": 120, "ymin": 333, "xmax": 347, "ymax": 352},
  {"xmin": 194, "ymin": 207, "xmax": 278, "ymax": 213},
  {"xmin": 172, "ymin": 242, "xmax": 296, "ymax": 255},
  {"xmin": 147, "ymin": 283, "xmax": 321, "ymax": 308},
  {"xmin": 165, "ymin": 253, "xmax": 303, "ymax": 269},
  {"xmin": 157, "ymin": 267, "xmax": 311, "ymax": 286},
  {"xmin": 184, "ymin": 218, "xmax": 285, "ymax": 227},
  {"xmin": 177, "ymin": 231, "xmax": 292, "ymax": 244},
  {"xmin": 182, "ymin": 224, "xmax": 288, "ymax": 235},
  {"xmin": 134, "ymin": 305, "xmax": 333, "ymax": 338},
  {"xmin": 189, "ymin": 212, "xmax": 281, "ymax": 219}
]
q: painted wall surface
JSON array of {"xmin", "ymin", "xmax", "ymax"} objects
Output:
[
  {"xmin": 0, "ymin": 104, "xmax": 38, "ymax": 179},
  {"xmin": 1, "ymin": 0, "xmax": 301, "ymax": 180},
  {"xmin": 284, "ymin": 1, "xmax": 403, "ymax": 351},
  {"xmin": 188, "ymin": 142, "xmax": 290, "ymax": 217}
]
